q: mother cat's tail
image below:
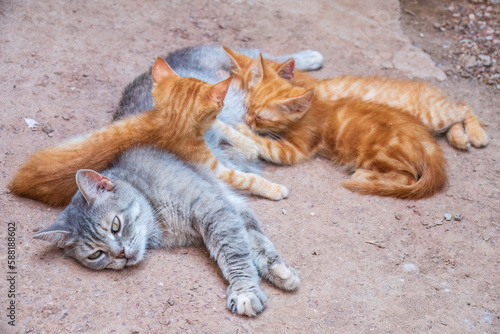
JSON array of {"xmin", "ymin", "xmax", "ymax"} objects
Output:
[{"xmin": 342, "ymin": 143, "xmax": 447, "ymax": 200}]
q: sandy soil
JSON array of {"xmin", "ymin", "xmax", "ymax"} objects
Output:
[{"xmin": 0, "ymin": 0, "xmax": 499, "ymax": 333}]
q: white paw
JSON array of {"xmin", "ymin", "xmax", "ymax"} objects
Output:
[
  {"xmin": 267, "ymin": 184, "xmax": 289, "ymax": 201},
  {"xmin": 240, "ymin": 138, "xmax": 259, "ymax": 161},
  {"xmin": 293, "ymin": 50, "xmax": 324, "ymax": 71},
  {"xmin": 270, "ymin": 263, "xmax": 301, "ymax": 291},
  {"xmin": 227, "ymin": 288, "xmax": 267, "ymax": 317}
]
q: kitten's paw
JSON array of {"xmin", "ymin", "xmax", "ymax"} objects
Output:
[
  {"xmin": 447, "ymin": 123, "xmax": 470, "ymax": 150},
  {"xmin": 266, "ymin": 184, "xmax": 289, "ymax": 201},
  {"xmin": 239, "ymin": 137, "xmax": 259, "ymax": 161},
  {"xmin": 467, "ymin": 126, "xmax": 489, "ymax": 148},
  {"xmin": 227, "ymin": 287, "xmax": 267, "ymax": 317},
  {"xmin": 236, "ymin": 124, "xmax": 254, "ymax": 137},
  {"xmin": 293, "ymin": 50, "xmax": 324, "ymax": 71},
  {"xmin": 269, "ymin": 263, "xmax": 300, "ymax": 291}
]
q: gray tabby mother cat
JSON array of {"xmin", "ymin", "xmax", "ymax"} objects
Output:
[{"xmin": 34, "ymin": 147, "xmax": 300, "ymax": 317}]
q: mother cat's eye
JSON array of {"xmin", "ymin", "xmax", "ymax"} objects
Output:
[
  {"xmin": 88, "ymin": 250, "xmax": 103, "ymax": 260},
  {"xmin": 111, "ymin": 216, "xmax": 121, "ymax": 233}
]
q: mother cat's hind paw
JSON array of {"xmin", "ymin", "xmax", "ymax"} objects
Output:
[
  {"xmin": 227, "ymin": 287, "xmax": 267, "ymax": 317},
  {"xmin": 269, "ymin": 263, "xmax": 301, "ymax": 291}
]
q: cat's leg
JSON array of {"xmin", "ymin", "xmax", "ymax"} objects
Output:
[
  {"xmin": 201, "ymin": 149, "xmax": 289, "ymax": 200},
  {"xmin": 460, "ymin": 103, "xmax": 489, "ymax": 148},
  {"xmin": 212, "ymin": 120, "xmax": 259, "ymax": 160},
  {"xmin": 236, "ymin": 124, "xmax": 311, "ymax": 165},
  {"xmin": 198, "ymin": 208, "xmax": 267, "ymax": 317},
  {"xmin": 240, "ymin": 210, "xmax": 300, "ymax": 291},
  {"xmin": 214, "ymin": 163, "xmax": 289, "ymax": 200},
  {"xmin": 446, "ymin": 122, "xmax": 470, "ymax": 150}
]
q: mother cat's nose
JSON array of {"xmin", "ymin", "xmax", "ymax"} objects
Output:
[{"xmin": 117, "ymin": 248, "xmax": 126, "ymax": 259}]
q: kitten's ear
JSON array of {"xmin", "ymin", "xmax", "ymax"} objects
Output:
[
  {"xmin": 223, "ymin": 46, "xmax": 251, "ymax": 74},
  {"xmin": 33, "ymin": 213, "xmax": 72, "ymax": 248},
  {"xmin": 152, "ymin": 57, "xmax": 179, "ymax": 85},
  {"xmin": 277, "ymin": 58, "xmax": 295, "ymax": 81},
  {"xmin": 76, "ymin": 169, "xmax": 114, "ymax": 205},
  {"xmin": 249, "ymin": 54, "xmax": 267, "ymax": 88},
  {"xmin": 208, "ymin": 76, "xmax": 233, "ymax": 106},
  {"xmin": 278, "ymin": 89, "xmax": 314, "ymax": 117}
]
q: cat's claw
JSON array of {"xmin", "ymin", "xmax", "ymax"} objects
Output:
[{"xmin": 227, "ymin": 287, "xmax": 267, "ymax": 317}]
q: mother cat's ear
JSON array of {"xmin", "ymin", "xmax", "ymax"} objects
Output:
[
  {"xmin": 33, "ymin": 212, "xmax": 72, "ymax": 248},
  {"xmin": 152, "ymin": 57, "xmax": 179, "ymax": 85},
  {"xmin": 76, "ymin": 169, "xmax": 114, "ymax": 205}
]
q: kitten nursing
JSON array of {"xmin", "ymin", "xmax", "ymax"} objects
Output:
[
  {"xmin": 228, "ymin": 51, "xmax": 448, "ymax": 199},
  {"xmin": 34, "ymin": 147, "xmax": 300, "ymax": 317},
  {"xmin": 9, "ymin": 59, "xmax": 284, "ymax": 206}
]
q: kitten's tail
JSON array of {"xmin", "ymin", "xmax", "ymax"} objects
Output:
[
  {"xmin": 342, "ymin": 144, "xmax": 447, "ymax": 200},
  {"xmin": 8, "ymin": 115, "xmax": 152, "ymax": 206},
  {"xmin": 8, "ymin": 141, "xmax": 118, "ymax": 206}
]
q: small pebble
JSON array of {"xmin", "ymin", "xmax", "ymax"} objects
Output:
[
  {"xmin": 394, "ymin": 214, "xmax": 401, "ymax": 220},
  {"xmin": 167, "ymin": 298, "xmax": 175, "ymax": 306},
  {"xmin": 281, "ymin": 209, "xmax": 286, "ymax": 215},
  {"xmin": 403, "ymin": 263, "xmax": 419, "ymax": 273},
  {"xmin": 453, "ymin": 214, "xmax": 463, "ymax": 221},
  {"xmin": 444, "ymin": 213, "xmax": 452, "ymax": 221},
  {"xmin": 435, "ymin": 220, "xmax": 443, "ymax": 226},
  {"xmin": 310, "ymin": 212, "xmax": 315, "ymax": 216}
]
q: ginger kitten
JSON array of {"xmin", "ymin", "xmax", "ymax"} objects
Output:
[
  {"xmin": 224, "ymin": 47, "xmax": 489, "ymax": 150},
  {"xmin": 232, "ymin": 56, "xmax": 447, "ymax": 199},
  {"xmin": 9, "ymin": 58, "xmax": 287, "ymax": 206}
]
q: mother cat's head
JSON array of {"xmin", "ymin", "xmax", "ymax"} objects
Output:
[{"xmin": 33, "ymin": 169, "xmax": 157, "ymax": 270}]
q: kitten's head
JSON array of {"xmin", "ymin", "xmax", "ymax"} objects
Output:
[
  {"xmin": 151, "ymin": 57, "xmax": 233, "ymax": 133},
  {"xmin": 33, "ymin": 169, "xmax": 157, "ymax": 270},
  {"xmin": 223, "ymin": 47, "xmax": 295, "ymax": 92},
  {"xmin": 238, "ymin": 55, "xmax": 314, "ymax": 134}
]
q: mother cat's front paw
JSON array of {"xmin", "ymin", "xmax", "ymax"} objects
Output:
[{"xmin": 227, "ymin": 286, "xmax": 267, "ymax": 317}]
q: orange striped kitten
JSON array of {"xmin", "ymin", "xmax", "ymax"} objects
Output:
[
  {"xmin": 224, "ymin": 47, "xmax": 488, "ymax": 150},
  {"xmin": 8, "ymin": 57, "xmax": 287, "ymax": 206},
  {"xmin": 232, "ymin": 56, "xmax": 447, "ymax": 199}
]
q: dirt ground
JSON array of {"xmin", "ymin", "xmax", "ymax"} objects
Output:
[{"xmin": 0, "ymin": 0, "xmax": 499, "ymax": 333}]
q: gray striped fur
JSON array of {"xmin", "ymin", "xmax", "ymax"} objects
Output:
[{"xmin": 34, "ymin": 147, "xmax": 299, "ymax": 316}]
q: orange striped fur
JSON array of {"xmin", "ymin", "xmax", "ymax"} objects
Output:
[
  {"xmin": 224, "ymin": 47, "xmax": 488, "ymax": 150},
  {"xmin": 231, "ymin": 55, "xmax": 447, "ymax": 199},
  {"xmin": 8, "ymin": 57, "xmax": 287, "ymax": 206}
]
